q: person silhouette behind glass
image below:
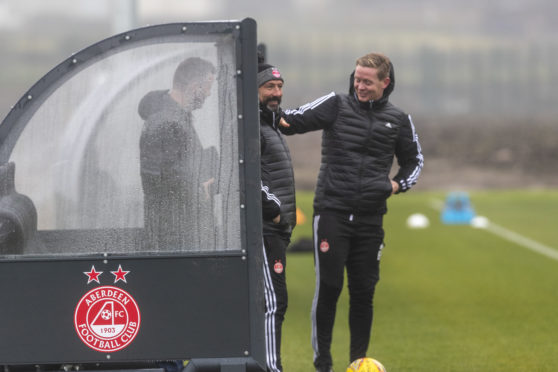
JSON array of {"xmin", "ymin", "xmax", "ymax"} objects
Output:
[{"xmin": 138, "ymin": 57, "xmax": 218, "ymax": 252}]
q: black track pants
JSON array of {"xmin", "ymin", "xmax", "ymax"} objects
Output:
[
  {"xmin": 311, "ymin": 212, "xmax": 384, "ymax": 369},
  {"xmin": 263, "ymin": 234, "xmax": 289, "ymax": 372}
]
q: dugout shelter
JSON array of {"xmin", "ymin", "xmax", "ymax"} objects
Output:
[{"xmin": 0, "ymin": 18, "xmax": 265, "ymax": 372}]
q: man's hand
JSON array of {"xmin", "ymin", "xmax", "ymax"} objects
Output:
[
  {"xmin": 391, "ymin": 180, "xmax": 400, "ymax": 195},
  {"xmin": 202, "ymin": 177, "xmax": 215, "ymax": 200},
  {"xmin": 279, "ymin": 117, "xmax": 290, "ymax": 128},
  {"xmin": 273, "ymin": 214, "xmax": 281, "ymax": 224}
]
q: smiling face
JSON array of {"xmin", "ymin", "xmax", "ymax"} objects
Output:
[
  {"xmin": 258, "ymin": 79, "xmax": 283, "ymax": 112},
  {"xmin": 353, "ymin": 65, "xmax": 390, "ymax": 102}
]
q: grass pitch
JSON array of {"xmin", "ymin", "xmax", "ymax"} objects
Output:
[{"xmin": 282, "ymin": 189, "xmax": 558, "ymax": 371}]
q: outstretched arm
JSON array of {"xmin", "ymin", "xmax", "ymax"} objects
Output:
[{"xmin": 279, "ymin": 92, "xmax": 339, "ymax": 135}]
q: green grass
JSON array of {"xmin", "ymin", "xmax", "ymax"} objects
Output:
[{"xmin": 283, "ymin": 189, "xmax": 558, "ymax": 371}]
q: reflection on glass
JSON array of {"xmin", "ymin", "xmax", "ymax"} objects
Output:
[
  {"xmin": 1, "ymin": 34, "xmax": 241, "ymax": 256},
  {"xmin": 139, "ymin": 57, "xmax": 219, "ymax": 251}
]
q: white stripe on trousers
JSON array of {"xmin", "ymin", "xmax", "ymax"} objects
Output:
[
  {"xmin": 310, "ymin": 215, "xmax": 321, "ymax": 362},
  {"xmin": 263, "ymin": 240, "xmax": 281, "ymax": 372}
]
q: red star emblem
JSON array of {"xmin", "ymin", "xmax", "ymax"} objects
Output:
[
  {"xmin": 84, "ymin": 266, "xmax": 103, "ymax": 284},
  {"xmin": 111, "ymin": 265, "xmax": 130, "ymax": 283}
]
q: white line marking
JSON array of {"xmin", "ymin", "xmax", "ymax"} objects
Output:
[
  {"xmin": 429, "ymin": 198, "xmax": 558, "ymax": 262},
  {"xmin": 484, "ymin": 222, "xmax": 558, "ymax": 261}
]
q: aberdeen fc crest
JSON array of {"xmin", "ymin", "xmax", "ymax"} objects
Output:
[
  {"xmin": 74, "ymin": 265, "xmax": 141, "ymax": 352},
  {"xmin": 273, "ymin": 260, "xmax": 284, "ymax": 274},
  {"xmin": 320, "ymin": 239, "xmax": 330, "ymax": 253}
]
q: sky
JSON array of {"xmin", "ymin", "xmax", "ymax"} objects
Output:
[{"xmin": 1, "ymin": 0, "xmax": 557, "ymax": 116}]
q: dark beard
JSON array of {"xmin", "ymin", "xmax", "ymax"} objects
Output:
[
  {"xmin": 191, "ymin": 92, "xmax": 208, "ymax": 110},
  {"xmin": 263, "ymin": 96, "xmax": 281, "ymax": 111}
]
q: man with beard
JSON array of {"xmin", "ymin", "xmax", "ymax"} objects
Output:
[
  {"xmin": 138, "ymin": 57, "xmax": 218, "ymax": 252},
  {"xmin": 258, "ymin": 58, "xmax": 296, "ymax": 372},
  {"xmin": 280, "ymin": 52, "xmax": 424, "ymax": 372}
]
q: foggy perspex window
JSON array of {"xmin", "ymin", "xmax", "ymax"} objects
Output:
[{"xmin": 0, "ymin": 25, "xmax": 243, "ymax": 255}]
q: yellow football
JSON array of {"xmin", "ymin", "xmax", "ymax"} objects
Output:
[{"xmin": 346, "ymin": 357, "xmax": 386, "ymax": 372}]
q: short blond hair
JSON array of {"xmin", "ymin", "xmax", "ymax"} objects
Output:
[{"xmin": 356, "ymin": 53, "xmax": 391, "ymax": 81}]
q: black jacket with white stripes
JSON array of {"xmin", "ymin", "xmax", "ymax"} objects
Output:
[
  {"xmin": 260, "ymin": 103, "xmax": 297, "ymax": 238},
  {"xmin": 281, "ymin": 66, "xmax": 423, "ymax": 217}
]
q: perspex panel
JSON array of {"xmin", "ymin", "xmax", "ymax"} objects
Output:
[{"xmin": 0, "ymin": 26, "xmax": 243, "ymax": 255}]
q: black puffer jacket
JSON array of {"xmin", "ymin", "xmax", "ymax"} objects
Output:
[
  {"xmin": 260, "ymin": 103, "xmax": 297, "ymax": 238},
  {"xmin": 282, "ymin": 65, "xmax": 423, "ymax": 216}
]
